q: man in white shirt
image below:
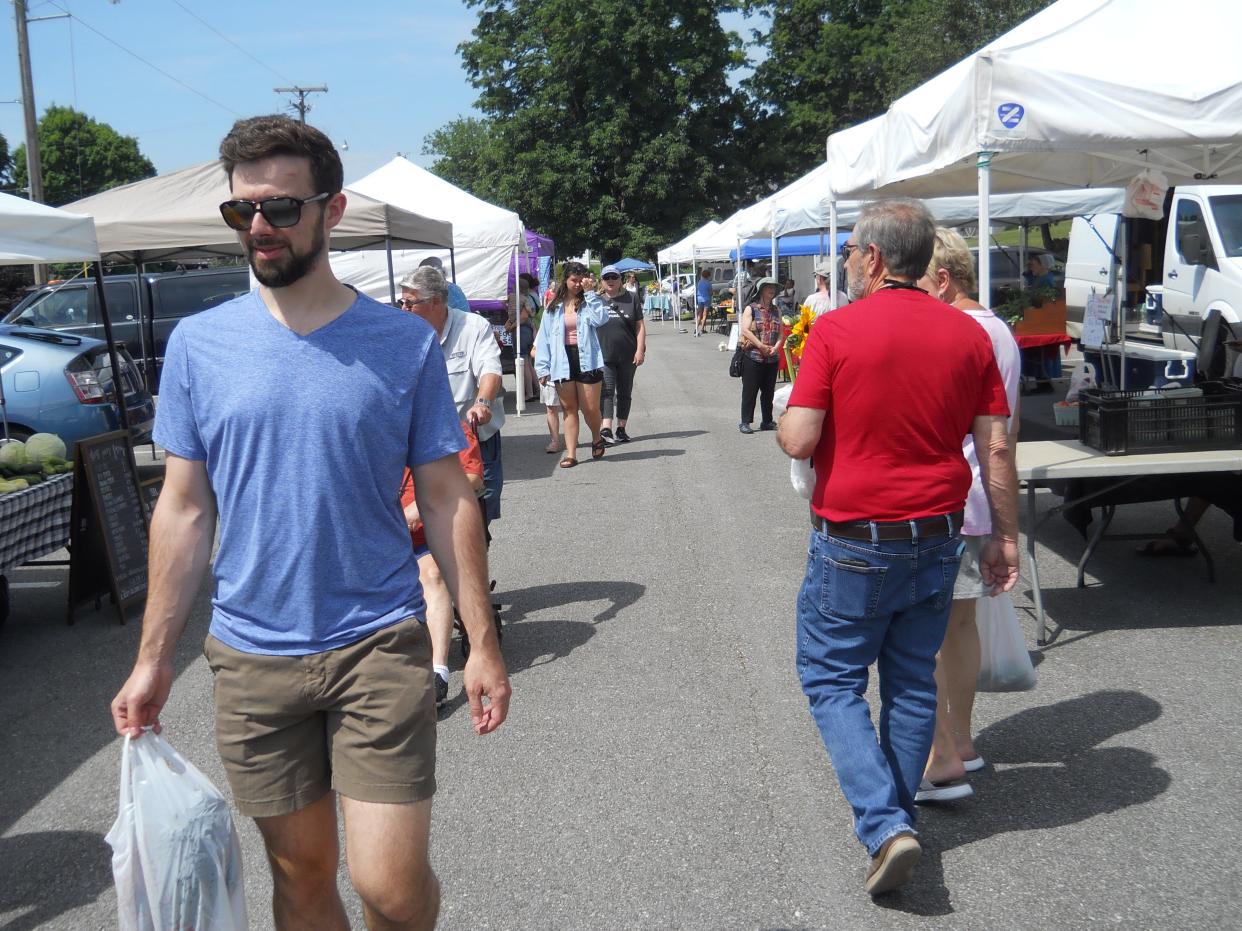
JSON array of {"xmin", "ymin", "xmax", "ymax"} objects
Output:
[
  {"xmin": 805, "ymin": 259, "xmax": 850, "ymax": 317},
  {"xmin": 402, "ymin": 265, "xmax": 505, "ymax": 705}
]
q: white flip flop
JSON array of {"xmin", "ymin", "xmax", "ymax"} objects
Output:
[
  {"xmin": 962, "ymin": 756, "xmax": 986, "ymax": 773},
  {"xmin": 915, "ymin": 779, "xmax": 974, "ymax": 804}
]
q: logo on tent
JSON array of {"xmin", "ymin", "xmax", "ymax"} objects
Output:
[{"xmin": 997, "ymin": 103, "xmax": 1025, "ymax": 129}]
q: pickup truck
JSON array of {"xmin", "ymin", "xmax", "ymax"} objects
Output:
[{"xmin": 3, "ymin": 265, "xmax": 250, "ymax": 391}]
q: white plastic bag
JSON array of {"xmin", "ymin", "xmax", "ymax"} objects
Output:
[
  {"xmin": 1123, "ymin": 168, "xmax": 1169, "ymax": 221},
  {"xmin": 1065, "ymin": 366, "xmax": 1096, "ymax": 403},
  {"xmin": 975, "ymin": 593, "xmax": 1037, "ymax": 692},
  {"xmin": 773, "ymin": 385, "xmax": 816, "ymax": 499},
  {"xmin": 106, "ymin": 730, "xmax": 248, "ymax": 931}
]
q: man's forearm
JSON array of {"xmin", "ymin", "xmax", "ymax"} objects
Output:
[
  {"xmin": 477, "ymin": 373, "xmax": 502, "ymax": 404},
  {"xmin": 981, "ymin": 441, "xmax": 1020, "ymax": 542},
  {"xmin": 137, "ymin": 503, "xmax": 216, "ymax": 666},
  {"xmin": 421, "ymin": 488, "xmax": 494, "ymax": 648}
]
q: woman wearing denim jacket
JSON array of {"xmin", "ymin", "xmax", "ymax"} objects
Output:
[{"xmin": 534, "ymin": 261, "xmax": 610, "ymax": 468}]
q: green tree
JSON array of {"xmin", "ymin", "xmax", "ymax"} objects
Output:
[
  {"xmin": 12, "ymin": 105, "xmax": 155, "ymax": 206},
  {"xmin": 0, "ymin": 131, "xmax": 11, "ymax": 190},
  {"xmin": 741, "ymin": 0, "xmax": 1054, "ymax": 185},
  {"xmin": 434, "ymin": 0, "xmax": 757, "ymax": 260}
]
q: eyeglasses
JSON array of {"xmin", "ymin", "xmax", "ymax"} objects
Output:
[
  {"xmin": 602, "ymin": 274, "xmax": 620, "ymax": 281},
  {"xmin": 219, "ymin": 192, "xmax": 330, "ymax": 231},
  {"xmin": 397, "ymin": 296, "xmax": 435, "ymax": 309},
  {"xmin": 841, "ymin": 242, "xmax": 864, "ymax": 261}
]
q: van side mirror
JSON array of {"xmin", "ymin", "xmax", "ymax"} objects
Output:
[{"xmin": 1178, "ymin": 230, "xmax": 1205, "ymax": 265}]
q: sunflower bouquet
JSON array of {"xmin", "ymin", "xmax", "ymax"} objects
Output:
[{"xmin": 779, "ymin": 304, "xmax": 815, "ymax": 381}]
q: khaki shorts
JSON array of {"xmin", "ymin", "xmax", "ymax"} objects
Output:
[
  {"xmin": 203, "ymin": 618, "xmax": 436, "ymax": 818},
  {"xmin": 952, "ymin": 535, "xmax": 989, "ymax": 600}
]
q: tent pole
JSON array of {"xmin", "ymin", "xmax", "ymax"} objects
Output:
[
  {"xmin": 690, "ymin": 254, "xmax": 698, "ymax": 336},
  {"xmin": 977, "ymin": 152, "xmax": 993, "ymax": 307},
  {"xmin": 449, "ymin": 248, "xmax": 457, "ymax": 281},
  {"xmin": 385, "ymin": 237, "xmax": 396, "ymax": 305},
  {"xmin": 675, "ymin": 261, "xmax": 686, "ymax": 333},
  {"xmin": 1018, "ymin": 222, "xmax": 1028, "ymax": 291},
  {"xmin": 514, "ymin": 245, "xmax": 524, "ymax": 417},
  {"xmin": 829, "ymin": 202, "xmax": 839, "ymax": 310},
  {"xmin": 1118, "ymin": 218, "xmax": 1128, "ymax": 391},
  {"xmin": 91, "ymin": 261, "xmax": 135, "ymax": 463},
  {"xmin": 771, "ymin": 232, "xmax": 778, "ymax": 286}
]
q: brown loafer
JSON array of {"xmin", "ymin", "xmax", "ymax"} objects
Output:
[{"xmin": 865, "ymin": 832, "xmax": 921, "ymax": 896}]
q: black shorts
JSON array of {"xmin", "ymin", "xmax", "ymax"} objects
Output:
[{"xmin": 557, "ymin": 345, "xmax": 604, "ymax": 385}]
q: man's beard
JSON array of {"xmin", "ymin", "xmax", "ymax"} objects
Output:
[
  {"xmin": 247, "ymin": 222, "xmax": 325, "ymax": 288},
  {"xmin": 846, "ymin": 264, "xmax": 864, "ymax": 303}
]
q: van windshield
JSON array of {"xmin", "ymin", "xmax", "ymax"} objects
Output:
[{"xmin": 1209, "ymin": 194, "xmax": 1242, "ymax": 258}]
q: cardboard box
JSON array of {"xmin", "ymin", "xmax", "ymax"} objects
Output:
[{"xmin": 1013, "ymin": 298, "xmax": 1067, "ymax": 336}]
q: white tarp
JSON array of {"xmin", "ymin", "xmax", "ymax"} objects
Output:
[
  {"xmin": 0, "ymin": 192, "xmax": 99, "ymax": 265},
  {"xmin": 658, "ymin": 220, "xmax": 721, "ymax": 265},
  {"xmin": 62, "ymin": 160, "xmax": 452, "ymax": 262},
  {"xmin": 827, "ymin": 0, "xmax": 1242, "ymax": 199},
  {"xmin": 339, "ymin": 157, "xmax": 525, "ymax": 302}
]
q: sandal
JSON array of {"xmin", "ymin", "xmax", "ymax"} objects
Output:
[
  {"xmin": 1136, "ymin": 531, "xmax": 1198, "ymax": 557},
  {"xmin": 545, "ymin": 443, "xmax": 561, "ymax": 454},
  {"xmin": 591, "ymin": 439, "xmax": 606, "ymax": 460},
  {"xmin": 559, "ymin": 457, "xmax": 578, "ymax": 469}
]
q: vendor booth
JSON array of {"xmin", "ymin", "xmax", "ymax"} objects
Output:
[{"xmin": 825, "ymin": 0, "xmax": 1242, "ymax": 644}]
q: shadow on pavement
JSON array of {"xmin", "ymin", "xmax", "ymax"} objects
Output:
[
  {"xmin": 596, "ymin": 448, "xmax": 685, "ymax": 463},
  {"xmin": 875, "ymin": 690, "xmax": 1169, "ymax": 916},
  {"xmin": 438, "ymin": 580, "xmax": 643, "ymax": 720},
  {"xmin": 0, "ymin": 830, "xmax": 112, "ymax": 930}
]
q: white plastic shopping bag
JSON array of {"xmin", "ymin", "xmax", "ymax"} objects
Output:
[
  {"xmin": 975, "ymin": 593, "xmax": 1037, "ymax": 692},
  {"xmin": 106, "ymin": 729, "xmax": 248, "ymax": 931},
  {"xmin": 1123, "ymin": 168, "xmax": 1169, "ymax": 221},
  {"xmin": 773, "ymin": 385, "xmax": 815, "ymax": 500}
]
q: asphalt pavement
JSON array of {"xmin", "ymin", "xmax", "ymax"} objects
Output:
[{"xmin": 2, "ymin": 318, "xmax": 1241, "ymax": 929}]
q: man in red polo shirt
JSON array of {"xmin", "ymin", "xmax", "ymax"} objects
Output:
[{"xmin": 777, "ymin": 198, "xmax": 1019, "ymax": 897}]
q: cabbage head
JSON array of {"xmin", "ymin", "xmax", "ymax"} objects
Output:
[
  {"xmin": 0, "ymin": 439, "xmax": 27, "ymax": 469},
  {"xmin": 25, "ymin": 433, "xmax": 67, "ymax": 466}
]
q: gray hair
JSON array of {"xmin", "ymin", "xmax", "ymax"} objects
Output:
[
  {"xmin": 400, "ymin": 265, "xmax": 447, "ymax": 299},
  {"xmin": 854, "ymin": 198, "xmax": 936, "ymax": 280}
]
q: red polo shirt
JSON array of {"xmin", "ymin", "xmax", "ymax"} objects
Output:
[{"xmin": 788, "ymin": 286, "xmax": 1010, "ymax": 522}]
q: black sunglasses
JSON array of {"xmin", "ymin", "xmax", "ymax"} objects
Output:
[
  {"xmin": 841, "ymin": 242, "xmax": 865, "ymax": 261},
  {"xmin": 219, "ymin": 192, "xmax": 330, "ymax": 231},
  {"xmin": 396, "ymin": 297, "xmax": 435, "ymax": 309},
  {"xmin": 601, "ymin": 274, "xmax": 620, "ymax": 281}
]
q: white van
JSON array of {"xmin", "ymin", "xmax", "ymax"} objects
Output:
[{"xmin": 1064, "ymin": 185, "xmax": 1242, "ymax": 350}]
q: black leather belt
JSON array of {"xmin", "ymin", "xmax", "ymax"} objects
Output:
[{"xmin": 811, "ymin": 510, "xmax": 963, "ymax": 540}]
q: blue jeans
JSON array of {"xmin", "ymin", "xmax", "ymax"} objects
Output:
[
  {"xmin": 796, "ymin": 522, "xmax": 964, "ymax": 855},
  {"xmin": 479, "ymin": 432, "xmax": 502, "ymax": 524}
]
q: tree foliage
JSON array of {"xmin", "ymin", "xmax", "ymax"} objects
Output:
[
  {"xmin": 0, "ymin": 132, "xmax": 11, "ymax": 190},
  {"xmin": 429, "ymin": 0, "xmax": 757, "ymax": 260},
  {"xmin": 741, "ymin": 0, "xmax": 1056, "ymax": 183},
  {"xmin": 12, "ymin": 106, "xmax": 155, "ymax": 206}
]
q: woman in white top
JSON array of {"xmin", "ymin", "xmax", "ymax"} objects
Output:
[{"xmin": 916, "ymin": 227, "xmax": 1022, "ymax": 801}]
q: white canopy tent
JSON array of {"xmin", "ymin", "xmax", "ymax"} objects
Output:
[
  {"xmin": 826, "ymin": 0, "xmax": 1242, "ymax": 299},
  {"xmin": 0, "ymin": 192, "xmax": 99, "ymax": 263},
  {"xmin": 63, "ymin": 160, "xmax": 453, "ymax": 265},
  {"xmin": 657, "ymin": 220, "xmax": 721, "ymax": 265},
  {"xmin": 338, "ymin": 156, "xmax": 525, "ymax": 303}
]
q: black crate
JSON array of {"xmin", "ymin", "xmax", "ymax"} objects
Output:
[{"xmin": 1079, "ymin": 381, "xmax": 1242, "ymax": 455}]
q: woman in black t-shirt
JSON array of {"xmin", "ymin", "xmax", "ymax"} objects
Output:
[{"xmin": 596, "ymin": 265, "xmax": 647, "ymax": 444}]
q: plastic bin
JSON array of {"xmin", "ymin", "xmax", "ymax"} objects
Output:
[
  {"xmin": 1144, "ymin": 285, "xmax": 1164, "ymax": 328},
  {"xmin": 1082, "ymin": 342, "xmax": 1196, "ymax": 390},
  {"xmin": 1078, "ymin": 381, "xmax": 1242, "ymax": 455}
]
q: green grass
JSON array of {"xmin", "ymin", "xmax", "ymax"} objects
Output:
[{"xmin": 965, "ymin": 220, "xmax": 1072, "ymax": 249}]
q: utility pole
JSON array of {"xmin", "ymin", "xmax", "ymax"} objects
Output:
[
  {"xmin": 14, "ymin": 0, "xmax": 68, "ymax": 283},
  {"xmin": 274, "ymin": 85, "xmax": 328, "ymax": 124}
]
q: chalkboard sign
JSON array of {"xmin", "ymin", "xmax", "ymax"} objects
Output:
[
  {"xmin": 141, "ymin": 477, "xmax": 163, "ymax": 521},
  {"xmin": 68, "ymin": 431, "xmax": 149, "ymax": 624}
]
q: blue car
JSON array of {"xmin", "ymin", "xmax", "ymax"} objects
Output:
[{"xmin": 0, "ymin": 324, "xmax": 155, "ymax": 449}]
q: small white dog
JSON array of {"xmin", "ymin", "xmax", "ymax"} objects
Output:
[{"xmin": 717, "ymin": 341, "xmax": 728, "ymax": 351}]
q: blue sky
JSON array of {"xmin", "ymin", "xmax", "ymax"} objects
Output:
[{"xmin": 1, "ymin": 1, "xmax": 760, "ymax": 188}]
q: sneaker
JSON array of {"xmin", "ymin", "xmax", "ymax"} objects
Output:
[
  {"xmin": 759, "ymin": 420, "xmax": 777, "ymax": 431},
  {"xmin": 615, "ymin": 427, "xmax": 631, "ymax": 443},
  {"xmin": 434, "ymin": 673, "xmax": 449, "ymax": 708},
  {"xmin": 600, "ymin": 427, "xmax": 616, "ymax": 446},
  {"xmin": 865, "ymin": 833, "xmax": 921, "ymax": 896},
  {"xmin": 738, "ymin": 422, "xmax": 755, "ymax": 435}
]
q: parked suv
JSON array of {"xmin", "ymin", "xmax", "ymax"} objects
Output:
[
  {"xmin": 0, "ymin": 324, "xmax": 155, "ymax": 448},
  {"xmin": 3, "ymin": 266, "xmax": 250, "ymax": 390}
]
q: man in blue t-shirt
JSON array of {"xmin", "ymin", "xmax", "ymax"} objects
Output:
[
  {"xmin": 110, "ymin": 115, "xmax": 510, "ymax": 930},
  {"xmin": 694, "ymin": 267, "xmax": 713, "ymax": 337}
]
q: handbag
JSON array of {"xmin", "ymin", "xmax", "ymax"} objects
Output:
[{"xmin": 729, "ymin": 345, "xmax": 744, "ymax": 378}]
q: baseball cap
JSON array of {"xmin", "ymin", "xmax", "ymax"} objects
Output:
[
  {"xmin": 418, "ymin": 256, "xmax": 444, "ymax": 270},
  {"xmin": 600, "ymin": 264, "xmax": 620, "ymax": 278},
  {"xmin": 814, "ymin": 260, "xmax": 834, "ymax": 278}
]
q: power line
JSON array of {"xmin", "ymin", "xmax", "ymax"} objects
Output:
[
  {"xmin": 167, "ymin": 0, "xmax": 293, "ymax": 85},
  {"xmin": 43, "ymin": 0, "xmax": 241, "ymax": 117}
]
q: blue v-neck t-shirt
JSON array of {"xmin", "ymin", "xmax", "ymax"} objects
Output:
[{"xmin": 153, "ymin": 289, "xmax": 465, "ymax": 655}]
